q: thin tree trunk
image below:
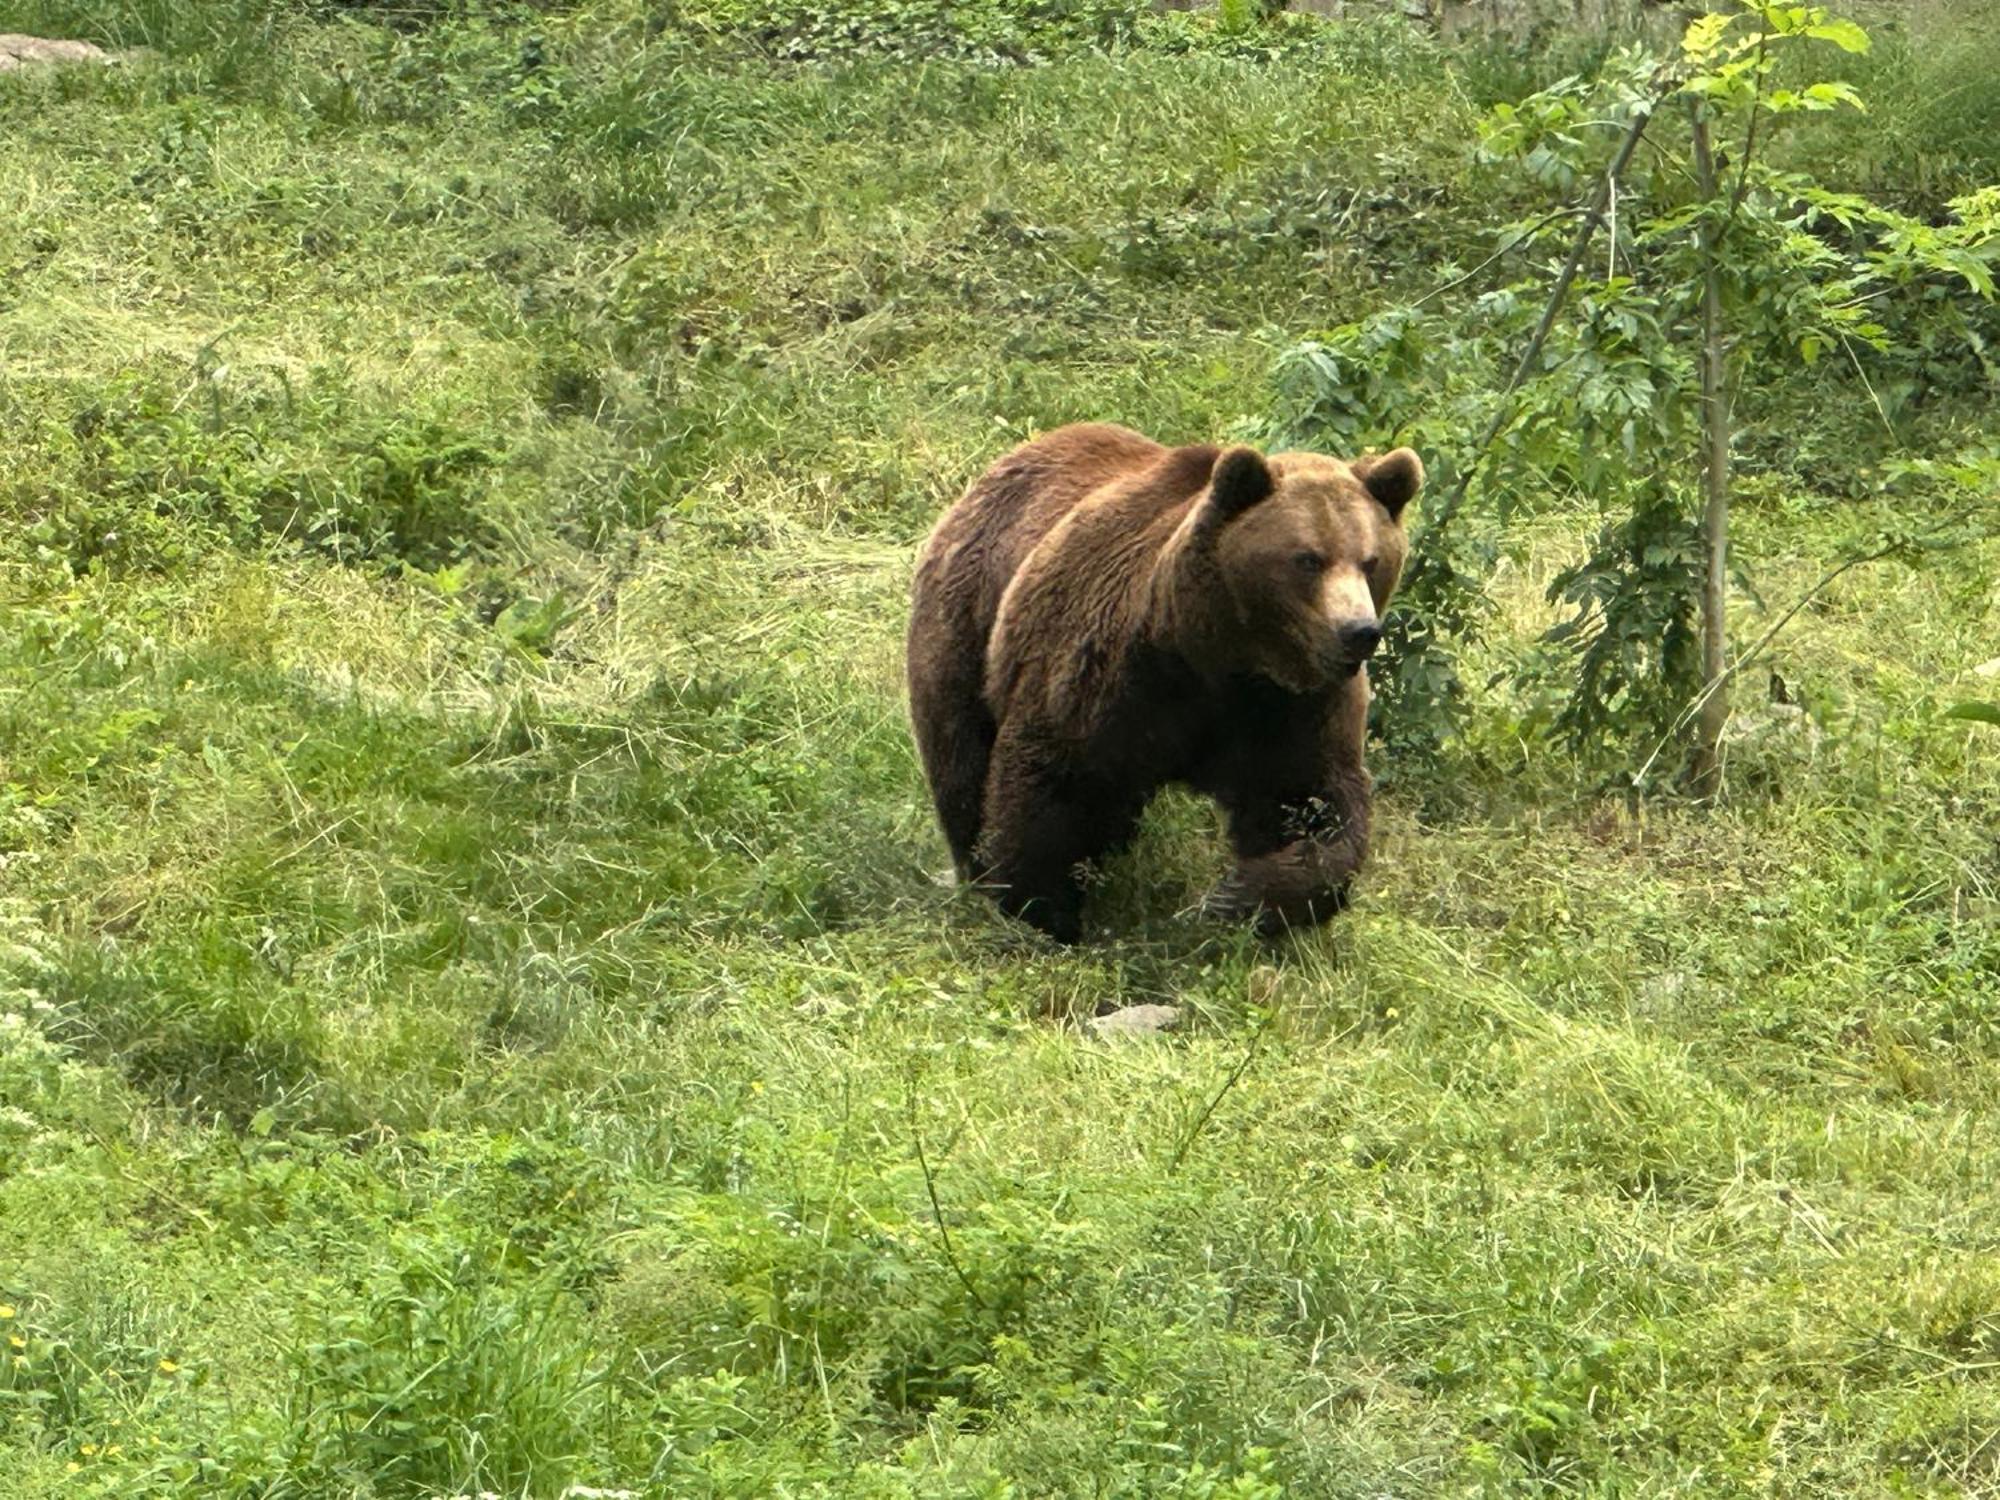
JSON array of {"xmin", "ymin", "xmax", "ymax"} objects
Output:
[{"xmin": 1688, "ymin": 100, "xmax": 1731, "ymax": 795}]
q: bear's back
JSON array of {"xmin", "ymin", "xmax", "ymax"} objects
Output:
[{"xmin": 914, "ymin": 424, "xmax": 1217, "ymax": 654}]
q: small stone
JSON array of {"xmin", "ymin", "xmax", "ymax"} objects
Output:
[
  {"xmin": 0, "ymin": 35, "xmax": 112, "ymax": 71},
  {"xmin": 1088, "ymin": 1004, "xmax": 1182, "ymax": 1039},
  {"xmin": 1722, "ymin": 700, "xmax": 1822, "ymax": 749}
]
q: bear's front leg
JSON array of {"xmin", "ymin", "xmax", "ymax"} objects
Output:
[
  {"xmin": 1207, "ymin": 767, "xmax": 1372, "ymax": 937},
  {"xmin": 975, "ymin": 728, "xmax": 1135, "ymax": 944}
]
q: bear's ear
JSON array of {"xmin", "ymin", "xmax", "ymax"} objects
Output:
[
  {"xmin": 1208, "ymin": 445, "xmax": 1275, "ymax": 520},
  {"xmin": 1353, "ymin": 448, "xmax": 1423, "ymax": 521}
]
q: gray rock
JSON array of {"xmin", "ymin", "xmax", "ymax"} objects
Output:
[
  {"xmin": 1088, "ymin": 1004, "xmax": 1182, "ymax": 1039},
  {"xmin": 0, "ymin": 35, "xmax": 112, "ymax": 70}
]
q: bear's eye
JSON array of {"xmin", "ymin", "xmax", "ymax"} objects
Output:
[
  {"xmin": 1292, "ymin": 549, "xmax": 1328, "ymax": 575},
  {"xmin": 1360, "ymin": 555, "xmax": 1381, "ymax": 577}
]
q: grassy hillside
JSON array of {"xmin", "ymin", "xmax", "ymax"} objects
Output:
[{"xmin": 1, "ymin": 2, "xmax": 1997, "ymax": 1495}]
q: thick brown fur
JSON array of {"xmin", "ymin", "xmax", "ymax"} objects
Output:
[{"xmin": 907, "ymin": 422, "xmax": 1421, "ymax": 942}]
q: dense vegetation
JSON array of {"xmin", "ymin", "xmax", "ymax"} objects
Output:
[{"xmin": 1, "ymin": 0, "xmax": 1996, "ymax": 1493}]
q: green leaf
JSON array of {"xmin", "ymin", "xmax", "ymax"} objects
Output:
[
  {"xmin": 493, "ymin": 592, "xmax": 573, "ymax": 654},
  {"xmin": 1682, "ymin": 11, "xmax": 1733, "ymax": 60},
  {"xmin": 1803, "ymin": 80, "xmax": 1866, "ymax": 112},
  {"xmin": 1945, "ymin": 701, "xmax": 2000, "ymax": 727},
  {"xmin": 1804, "ymin": 19, "xmax": 1870, "ymax": 53}
]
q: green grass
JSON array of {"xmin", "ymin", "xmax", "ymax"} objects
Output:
[{"xmin": 2, "ymin": 2, "xmax": 1998, "ymax": 1495}]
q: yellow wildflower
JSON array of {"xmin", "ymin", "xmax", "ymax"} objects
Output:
[
  {"xmin": 80, "ymin": 1444, "xmax": 98, "ymax": 1456},
  {"xmin": 0, "ymin": 1305, "xmax": 14, "ymax": 1319},
  {"xmin": 157, "ymin": 1358, "xmax": 179, "ymax": 1374},
  {"xmin": 10, "ymin": 1355, "xmax": 24, "ymax": 1369},
  {"xmin": 7, "ymin": 1334, "xmax": 21, "ymax": 1349}
]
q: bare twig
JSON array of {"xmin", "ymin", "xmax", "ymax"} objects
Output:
[
  {"xmin": 1838, "ymin": 329, "xmax": 1900, "ymax": 441},
  {"xmin": 1408, "ymin": 206, "xmax": 1587, "ymax": 311},
  {"xmin": 1631, "ymin": 542, "xmax": 1902, "ymax": 790},
  {"xmin": 1606, "ymin": 172, "xmax": 1618, "ymax": 281},
  {"xmin": 1168, "ymin": 1013, "xmax": 1268, "ymax": 1174},
  {"xmin": 908, "ymin": 1084, "xmax": 985, "ymax": 1310}
]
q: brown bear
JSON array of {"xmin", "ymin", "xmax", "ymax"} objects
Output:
[{"xmin": 906, "ymin": 422, "xmax": 1421, "ymax": 942}]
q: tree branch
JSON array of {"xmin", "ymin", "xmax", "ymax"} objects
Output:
[
  {"xmin": 1728, "ymin": 25, "xmax": 1769, "ymax": 220},
  {"xmin": 1432, "ymin": 91, "xmax": 1668, "ymax": 528}
]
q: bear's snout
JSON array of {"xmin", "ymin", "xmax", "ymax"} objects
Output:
[
  {"xmin": 1300, "ymin": 618, "xmax": 1381, "ymax": 683},
  {"xmin": 1335, "ymin": 619, "xmax": 1383, "ymax": 662}
]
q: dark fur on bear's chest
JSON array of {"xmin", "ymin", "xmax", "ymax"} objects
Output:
[{"xmin": 1085, "ymin": 644, "xmax": 1340, "ymax": 795}]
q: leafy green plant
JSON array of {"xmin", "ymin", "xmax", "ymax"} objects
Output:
[
  {"xmin": 0, "ymin": 1287, "xmax": 192, "ymax": 1459},
  {"xmin": 1272, "ymin": 307, "xmax": 1501, "ymax": 760},
  {"xmin": 280, "ymin": 1239, "xmax": 607, "ymax": 1497},
  {"xmin": 676, "ymin": 0, "xmax": 1147, "ymax": 64},
  {"xmin": 45, "ymin": 365, "xmax": 521, "ymax": 575},
  {"xmin": 1278, "ymin": 3, "xmax": 1999, "ymax": 783},
  {"xmin": 491, "ymin": 590, "xmax": 575, "ymax": 657}
]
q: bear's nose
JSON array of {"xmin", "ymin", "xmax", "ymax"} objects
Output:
[{"xmin": 1337, "ymin": 621, "xmax": 1383, "ymax": 660}]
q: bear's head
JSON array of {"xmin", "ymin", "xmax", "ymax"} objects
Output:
[{"xmin": 1185, "ymin": 444, "xmax": 1422, "ymax": 694}]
